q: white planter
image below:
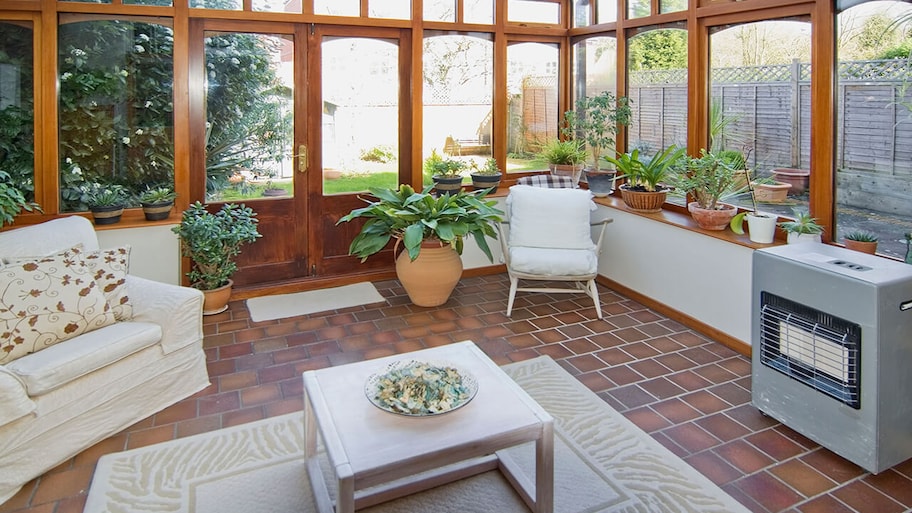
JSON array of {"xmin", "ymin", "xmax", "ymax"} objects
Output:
[
  {"xmin": 787, "ymin": 232, "xmax": 822, "ymax": 244},
  {"xmin": 746, "ymin": 213, "xmax": 777, "ymax": 244}
]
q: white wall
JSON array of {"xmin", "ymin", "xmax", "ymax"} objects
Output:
[
  {"xmin": 97, "ymin": 224, "xmax": 181, "ymax": 285},
  {"xmin": 462, "ymin": 198, "xmax": 755, "ymax": 346}
]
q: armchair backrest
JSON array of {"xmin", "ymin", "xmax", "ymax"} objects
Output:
[
  {"xmin": 506, "ymin": 185, "xmax": 596, "ymax": 251},
  {"xmin": 0, "ymin": 216, "xmax": 99, "ymax": 264}
]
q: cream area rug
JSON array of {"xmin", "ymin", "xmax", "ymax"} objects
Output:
[
  {"xmin": 245, "ymin": 282, "xmax": 385, "ymax": 322},
  {"xmin": 84, "ymin": 356, "xmax": 750, "ymax": 513}
]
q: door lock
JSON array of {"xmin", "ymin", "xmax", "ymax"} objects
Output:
[{"xmin": 297, "ymin": 145, "xmax": 308, "ymax": 173}]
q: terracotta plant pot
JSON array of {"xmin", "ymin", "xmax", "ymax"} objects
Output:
[
  {"xmin": 688, "ymin": 202, "xmax": 738, "ymax": 231},
  {"xmin": 844, "ymin": 239, "xmax": 877, "ymax": 254},
  {"xmin": 751, "ymin": 181, "xmax": 791, "ymax": 203},
  {"xmin": 619, "ymin": 185, "xmax": 667, "ymax": 213},
  {"xmin": 549, "ymin": 164, "xmax": 583, "ymax": 186},
  {"xmin": 202, "ymin": 279, "xmax": 233, "ymax": 315},
  {"xmin": 771, "ymin": 168, "xmax": 809, "ymax": 195},
  {"xmin": 395, "ymin": 241, "xmax": 463, "ymax": 307}
]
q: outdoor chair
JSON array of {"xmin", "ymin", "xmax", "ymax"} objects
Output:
[{"xmin": 497, "ymin": 185, "xmax": 612, "ymax": 318}]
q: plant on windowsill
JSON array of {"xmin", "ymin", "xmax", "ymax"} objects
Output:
[
  {"xmin": 671, "ymin": 149, "xmax": 741, "ymax": 231},
  {"xmin": 843, "ymin": 230, "xmax": 878, "ymax": 255},
  {"xmin": 138, "ymin": 186, "xmax": 177, "ymax": 221},
  {"xmin": 337, "ymin": 184, "xmax": 502, "ymax": 307},
  {"xmin": 84, "ymin": 183, "xmax": 128, "ymax": 225},
  {"xmin": 424, "ymin": 150, "xmax": 467, "ymax": 195},
  {"xmin": 563, "ymin": 91, "xmax": 632, "ymax": 195},
  {"xmin": 729, "ymin": 170, "xmax": 778, "ymax": 244},
  {"xmin": 469, "ymin": 158, "xmax": 503, "ymax": 191},
  {"xmin": 536, "ymin": 139, "xmax": 588, "ymax": 185},
  {"xmin": 172, "ymin": 202, "xmax": 261, "ymax": 314},
  {"xmin": 606, "ymin": 144, "xmax": 685, "ymax": 211},
  {"xmin": 778, "ymin": 207, "xmax": 824, "ymax": 244},
  {"xmin": 0, "ymin": 170, "xmax": 41, "ymax": 227}
]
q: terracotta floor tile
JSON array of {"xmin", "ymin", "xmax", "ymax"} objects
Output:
[{"xmin": 6, "ymin": 274, "xmax": 906, "ymax": 513}]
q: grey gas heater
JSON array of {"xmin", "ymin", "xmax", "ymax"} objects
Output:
[{"xmin": 752, "ymin": 243, "xmax": 912, "ymax": 474}]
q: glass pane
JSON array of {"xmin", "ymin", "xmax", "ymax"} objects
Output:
[
  {"xmin": 660, "ymin": 0, "xmax": 686, "ymax": 14},
  {"xmin": 465, "ymin": 0, "xmax": 494, "ymax": 24},
  {"xmin": 204, "ymin": 32, "xmax": 294, "ymax": 202},
  {"xmin": 253, "ymin": 0, "xmax": 300, "ymax": 13},
  {"xmin": 836, "ymin": 1, "xmax": 912, "ymax": 258},
  {"xmin": 370, "ymin": 0, "xmax": 411, "ymax": 19},
  {"xmin": 315, "ymin": 0, "xmax": 359, "ymax": 16},
  {"xmin": 424, "ymin": 0, "xmax": 455, "ymax": 21},
  {"xmin": 597, "ymin": 0, "xmax": 617, "ymax": 24},
  {"xmin": 191, "ymin": 0, "xmax": 241, "ymax": 9},
  {"xmin": 58, "ymin": 19, "xmax": 175, "ymax": 212},
  {"xmin": 0, "ymin": 21, "xmax": 36, "ymax": 209},
  {"xmin": 572, "ymin": 36, "xmax": 620, "ymax": 168},
  {"xmin": 322, "ymin": 37, "xmax": 399, "ymax": 195},
  {"xmin": 574, "ymin": 0, "xmax": 591, "ymax": 27},
  {"xmin": 507, "ymin": 42, "xmax": 559, "ymax": 173},
  {"xmin": 508, "ymin": 0, "xmax": 560, "ymax": 25},
  {"xmin": 423, "ymin": 33, "xmax": 493, "ymax": 186},
  {"xmin": 627, "ymin": 28, "xmax": 687, "ymax": 204},
  {"xmin": 628, "ymin": 0, "xmax": 650, "ymax": 19}
]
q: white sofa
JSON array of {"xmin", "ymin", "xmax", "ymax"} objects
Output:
[{"xmin": 0, "ymin": 216, "xmax": 210, "ymax": 504}]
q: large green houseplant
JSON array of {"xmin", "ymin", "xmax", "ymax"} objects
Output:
[
  {"xmin": 172, "ymin": 202, "xmax": 261, "ymax": 314},
  {"xmin": 338, "ymin": 184, "xmax": 503, "ymax": 306},
  {"xmin": 563, "ymin": 91, "xmax": 632, "ymax": 172},
  {"xmin": 672, "ymin": 149, "xmax": 743, "ymax": 231},
  {"xmin": 606, "ymin": 145, "xmax": 684, "ymax": 212}
]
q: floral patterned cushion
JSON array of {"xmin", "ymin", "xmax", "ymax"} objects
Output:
[
  {"xmin": 82, "ymin": 246, "xmax": 132, "ymax": 321},
  {"xmin": 0, "ymin": 250, "xmax": 116, "ymax": 365}
]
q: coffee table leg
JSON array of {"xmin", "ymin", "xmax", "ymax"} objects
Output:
[{"xmin": 536, "ymin": 420, "xmax": 554, "ymax": 513}]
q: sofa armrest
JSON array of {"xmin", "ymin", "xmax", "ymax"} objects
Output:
[
  {"xmin": 126, "ymin": 276, "xmax": 204, "ymax": 355},
  {"xmin": 0, "ymin": 366, "xmax": 36, "ymax": 427}
]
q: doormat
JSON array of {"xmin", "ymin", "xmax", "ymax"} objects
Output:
[{"xmin": 245, "ymin": 282, "xmax": 386, "ymax": 322}]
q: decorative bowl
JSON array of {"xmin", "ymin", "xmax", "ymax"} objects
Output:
[{"xmin": 364, "ymin": 360, "xmax": 477, "ymax": 417}]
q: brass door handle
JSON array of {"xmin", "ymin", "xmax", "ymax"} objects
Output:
[{"xmin": 297, "ymin": 145, "xmax": 308, "ymax": 173}]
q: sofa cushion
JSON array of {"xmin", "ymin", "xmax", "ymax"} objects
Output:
[
  {"xmin": 5, "ymin": 321, "xmax": 162, "ymax": 396},
  {"xmin": 82, "ymin": 246, "xmax": 133, "ymax": 321},
  {"xmin": 0, "ymin": 250, "xmax": 116, "ymax": 365}
]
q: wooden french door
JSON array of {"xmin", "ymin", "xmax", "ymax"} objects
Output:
[{"xmin": 194, "ymin": 23, "xmax": 407, "ymax": 287}]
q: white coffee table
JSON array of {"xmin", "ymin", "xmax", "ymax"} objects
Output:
[{"xmin": 302, "ymin": 340, "xmax": 554, "ymax": 513}]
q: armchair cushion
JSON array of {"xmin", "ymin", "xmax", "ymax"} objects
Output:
[
  {"xmin": 510, "ymin": 247, "xmax": 599, "ymax": 276},
  {"xmin": 0, "ymin": 367, "xmax": 35, "ymax": 426},
  {"xmin": 506, "ymin": 185, "xmax": 596, "ymax": 250},
  {"xmin": 0, "ymin": 250, "xmax": 116, "ymax": 365}
]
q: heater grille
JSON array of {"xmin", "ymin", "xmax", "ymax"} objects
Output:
[{"xmin": 758, "ymin": 292, "xmax": 861, "ymax": 409}]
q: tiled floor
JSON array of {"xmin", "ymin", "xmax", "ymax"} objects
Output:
[{"xmin": 2, "ymin": 273, "xmax": 911, "ymax": 513}]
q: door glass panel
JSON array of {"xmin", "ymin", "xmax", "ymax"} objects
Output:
[
  {"xmin": 836, "ymin": 1, "xmax": 912, "ymax": 258},
  {"xmin": 508, "ymin": 0, "xmax": 560, "ymax": 25},
  {"xmin": 315, "ymin": 0, "xmax": 359, "ymax": 16},
  {"xmin": 423, "ymin": 33, "xmax": 493, "ymax": 186},
  {"xmin": 58, "ymin": 17, "xmax": 175, "ymax": 212},
  {"xmin": 322, "ymin": 37, "xmax": 399, "ymax": 195},
  {"xmin": 572, "ymin": 35, "xmax": 620, "ymax": 169},
  {"xmin": 627, "ymin": 27, "xmax": 687, "ymax": 205},
  {"xmin": 204, "ymin": 32, "xmax": 294, "ymax": 202},
  {"xmin": 0, "ymin": 20, "xmax": 36, "ymax": 208},
  {"xmin": 370, "ymin": 0, "xmax": 412, "ymax": 19},
  {"xmin": 711, "ymin": 20, "xmax": 811, "ymax": 218},
  {"xmin": 508, "ymin": 41, "xmax": 559, "ymax": 173}
]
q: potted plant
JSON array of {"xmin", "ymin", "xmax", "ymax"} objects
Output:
[
  {"xmin": 0, "ymin": 170, "xmax": 41, "ymax": 227},
  {"xmin": 537, "ymin": 139, "xmax": 588, "ymax": 185},
  {"xmin": 337, "ymin": 184, "xmax": 502, "ymax": 307},
  {"xmin": 750, "ymin": 176, "xmax": 792, "ymax": 203},
  {"xmin": 424, "ymin": 150, "xmax": 466, "ymax": 195},
  {"xmin": 469, "ymin": 158, "xmax": 503, "ymax": 191},
  {"xmin": 671, "ymin": 150, "xmax": 740, "ymax": 231},
  {"xmin": 778, "ymin": 207, "xmax": 824, "ymax": 244},
  {"xmin": 843, "ymin": 230, "xmax": 878, "ymax": 254},
  {"xmin": 729, "ymin": 170, "xmax": 778, "ymax": 243},
  {"xmin": 138, "ymin": 186, "xmax": 177, "ymax": 221},
  {"xmin": 171, "ymin": 202, "xmax": 261, "ymax": 314},
  {"xmin": 606, "ymin": 145, "xmax": 685, "ymax": 211},
  {"xmin": 84, "ymin": 183, "xmax": 127, "ymax": 225},
  {"xmin": 563, "ymin": 91, "xmax": 632, "ymax": 192}
]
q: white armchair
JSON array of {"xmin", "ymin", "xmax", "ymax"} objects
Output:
[{"xmin": 497, "ymin": 185, "xmax": 612, "ymax": 318}]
